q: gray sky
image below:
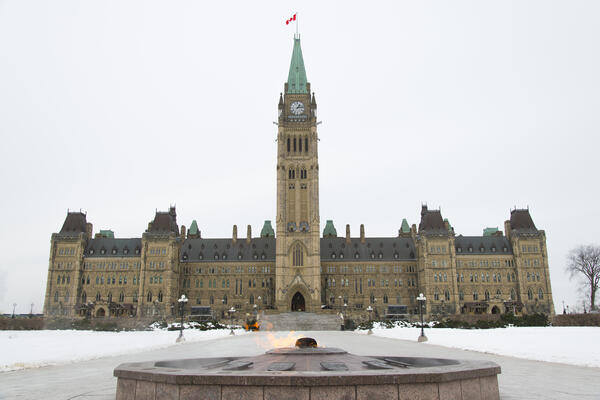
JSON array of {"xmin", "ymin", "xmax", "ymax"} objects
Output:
[{"xmin": 1, "ymin": 1, "xmax": 598, "ymax": 314}]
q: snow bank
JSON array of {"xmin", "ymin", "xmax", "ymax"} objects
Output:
[
  {"xmin": 0, "ymin": 328, "xmax": 245, "ymax": 372},
  {"xmin": 362, "ymin": 326, "xmax": 600, "ymax": 368}
]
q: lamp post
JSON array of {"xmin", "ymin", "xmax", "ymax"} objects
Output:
[
  {"xmin": 228, "ymin": 307, "xmax": 236, "ymax": 335},
  {"xmin": 12, "ymin": 303, "xmax": 16, "ymax": 319},
  {"xmin": 176, "ymin": 294, "xmax": 188, "ymax": 343},
  {"xmin": 416, "ymin": 293, "xmax": 428, "ymax": 342},
  {"xmin": 366, "ymin": 305, "xmax": 373, "ymax": 335}
]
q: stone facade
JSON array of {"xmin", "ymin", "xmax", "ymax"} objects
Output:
[{"xmin": 43, "ymin": 36, "xmax": 554, "ymax": 321}]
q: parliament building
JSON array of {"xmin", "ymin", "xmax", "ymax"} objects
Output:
[{"xmin": 43, "ymin": 36, "xmax": 555, "ymax": 321}]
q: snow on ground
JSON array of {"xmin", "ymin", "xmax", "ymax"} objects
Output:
[
  {"xmin": 361, "ymin": 325, "xmax": 600, "ymax": 368},
  {"xmin": 0, "ymin": 328, "xmax": 246, "ymax": 372}
]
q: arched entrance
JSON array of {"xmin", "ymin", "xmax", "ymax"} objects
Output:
[
  {"xmin": 291, "ymin": 292, "xmax": 305, "ymax": 312},
  {"xmin": 491, "ymin": 306, "xmax": 500, "ymax": 314},
  {"xmin": 96, "ymin": 308, "xmax": 106, "ymax": 317}
]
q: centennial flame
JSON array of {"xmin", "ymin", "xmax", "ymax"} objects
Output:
[{"xmin": 255, "ymin": 331, "xmax": 302, "ymax": 350}]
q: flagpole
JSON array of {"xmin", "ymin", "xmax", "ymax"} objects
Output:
[{"xmin": 296, "ymin": 12, "xmax": 299, "ymax": 36}]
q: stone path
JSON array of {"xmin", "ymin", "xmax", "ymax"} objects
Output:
[{"xmin": 0, "ymin": 331, "xmax": 598, "ymax": 399}]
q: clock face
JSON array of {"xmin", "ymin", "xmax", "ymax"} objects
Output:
[{"xmin": 290, "ymin": 101, "xmax": 305, "ymax": 115}]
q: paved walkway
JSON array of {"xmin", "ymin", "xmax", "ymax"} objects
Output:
[{"xmin": 1, "ymin": 331, "xmax": 598, "ymax": 399}]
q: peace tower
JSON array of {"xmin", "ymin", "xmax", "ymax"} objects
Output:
[{"xmin": 275, "ymin": 35, "xmax": 321, "ymax": 311}]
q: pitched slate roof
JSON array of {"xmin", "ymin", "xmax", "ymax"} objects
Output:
[
  {"xmin": 321, "ymin": 237, "xmax": 416, "ymax": 261},
  {"xmin": 84, "ymin": 238, "xmax": 142, "ymax": 258},
  {"xmin": 510, "ymin": 209, "xmax": 537, "ymax": 233},
  {"xmin": 418, "ymin": 205, "xmax": 447, "ymax": 234},
  {"xmin": 148, "ymin": 210, "xmax": 179, "ymax": 235},
  {"xmin": 180, "ymin": 237, "xmax": 276, "ymax": 262},
  {"xmin": 60, "ymin": 212, "xmax": 87, "ymax": 234},
  {"xmin": 454, "ymin": 235, "xmax": 512, "ymax": 255}
]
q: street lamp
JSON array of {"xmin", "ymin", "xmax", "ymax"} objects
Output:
[
  {"xmin": 366, "ymin": 305, "xmax": 373, "ymax": 335},
  {"xmin": 12, "ymin": 303, "xmax": 16, "ymax": 319},
  {"xmin": 416, "ymin": 293, "xmax": 428, "ymax": 342},
  {"xmin": 176, "ymin": 294, "xmax": 188, "ymax": 343},
  {"xmin": 228, "ymin": 307, "xmax": 236, "ymax": 335}
]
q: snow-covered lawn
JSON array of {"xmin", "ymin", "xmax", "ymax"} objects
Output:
[
  {"xmin": 361, "ymin": 325, "xmax": 600, "ymax": 368},
  {"xmin": 0, "ymin": 328, "xmax": 246, "ymax": 372}
]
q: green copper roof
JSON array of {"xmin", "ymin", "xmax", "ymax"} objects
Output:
[
  {"xmin": 260, "ymin": 220, "xmax": 275, "ymax": 238},
  {"xmin": 483, "ymin": 227, "xmax": 499, "ymax": 236},
  {"xmin": 444, "ymin": 218, "xmax": 453, "ymax": 230},
  {"xmin": 99, "ymin": 230, "xmax": 114, "ymax": 238},
  {"xmin": 287, "ymin": 36, "xmax": 308, "ymax": 94},
  {"xmin": 400, "ymin": 219, "xmax": 410, "ymax": 233},
  {"xmin": 323, "ymin": 220, "xmax": 337, "ymax": 237},
  {"xmin": 189, "ymin": 220, "xmax": 199, "ymax": 235}
]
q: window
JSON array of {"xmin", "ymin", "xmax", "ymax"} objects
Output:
[
  {"xmin": 485, "ymin": 290, "xmax": 490, "ymax": 301},
  {"xmin": 82, "ymin": 292, "xmax": 87, "ymax": 303},
  {"xmin": 293, "ymin": 244, "xmax": 304, "ymax": 266},
  {"xmin": 473, "ymin": 292, "xmax": 478, "ymax": 301},
  {"xmin": 434, "ymin": 290, "xmax": 439, "ymax": 301},
  {"xmin": 459, "ymin": 291, "xmax": 464, "ymax": 301},
  {"xmin": 108, "ymin": 292, "xmax": 112, "ymax": 303},
  {"xmin": 445, "ymin": 290, "xmax": 450, "ymax": 301},
  {"xmin": 383, "ymin": 294, "xmax": 388, "ymax": 304},
  {"xmin": 510, "ymin": 289, "xmax": 516, "ymax": 301},
  {"xmin": 119, "ymin": 292, "xmax": 124, "ymax": 302},
  {"xmin": 538, "ymin": 289, "xmax": 544, "ymax": 299},
  {"xmin": 147, "ymin": 292, "xmax": 152, "ymax": 302},
  {"xmin": 96, "ymin": 292, "xmax": 101, "ymax": 301},
  {"xmin": 287, "ymin": 138, "xmax": 290, "ymax": 152},
  {"xmin": 528, "ymin": 288, "xmax": 533, "ymax": 300},
  {"xmin": 223, "ymin": 295, "xmax": 228, "ymax": 305},
  {"xmin": 158, "ymin": 292, "xmax": 163, "ymax": 302}
]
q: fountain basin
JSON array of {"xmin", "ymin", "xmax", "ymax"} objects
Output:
[{"xmin": 114, "ymin": 338, "xmax": 500, "ymax": 400}]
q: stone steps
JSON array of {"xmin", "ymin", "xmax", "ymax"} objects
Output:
[{"xmin": 259, "ymin": 312, "xmax": 341, "ymax": 331}]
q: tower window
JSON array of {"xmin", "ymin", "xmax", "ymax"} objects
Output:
[
  {"xmin": 299, "ymin": 137, "xmax": 302, "ymax": 152},
  {"xmin": 293, "ymin": 138, "xmax": 297, "ymax": 152},
  {"xmin": 305, "ymin": 138, "xmax": 308, "ymax": 152},
  {"xmin": 289, "ymin": 168, "xmax": 295, "ymax": 179},
  {"xmin": 287, "ymin": 138, "xmax": 290, "ymax": 152},
  {"xmin": 293, "ymin": 244, "xmax": 304, "ymax": 266}
]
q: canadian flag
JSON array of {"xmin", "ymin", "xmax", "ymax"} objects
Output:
[{"xmin": 286, "ymin": 14, "xmax": 297, "ymax": 25}]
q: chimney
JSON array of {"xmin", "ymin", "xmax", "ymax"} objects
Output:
[
  {"xmin": 180, "ymin": 225, "xmax": 186, "ymax": 237},
  {"xmin": 86, "ymin": 223, "xmax": 93, "ymax": 239},
  {"xmin": 360, "ymin": 224, "xmax": 365, "ymax": 243},
  {"xmin": 246, "ymin": 225, "xmax": 252, "ymax": 244},
  {"xmin": 345, "ymin": 224, "xmax": 351, "ymax": 244},
  {"xmin": 504, "ymin": 220, "xmax": 511, "ymax": 240},
  {"xmin": 232, "ymin": 225, "xmax": 238, "ymax": 244}
]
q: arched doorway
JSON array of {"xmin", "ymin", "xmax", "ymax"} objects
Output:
[
  {"xmin": 96, "ymin": 308, "xmax": 106, "ymax": 317},
  {"xmin": 491, "ymin": 306, "xmax": 500, "ymax": 314},
  {"xmin": 291, "ymin": 292, "xmax": 305, "ymax": 312}
]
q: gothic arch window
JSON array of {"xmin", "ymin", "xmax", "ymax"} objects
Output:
[
  {"xmin": 287, "ymin": 138, "xmax": 290, "ymax": 152},
  {"xmin": 82, "ymin": 292, "xmax": 87, "ymax": 303},
  {"xmin": 289, "ymin": 168, "xmax": 296, "ymax": 180},
  {"xmin": 223, "ymin": 295, "xmax": 228, "ymax": 305},
  {"xmin": 65, "ymin": 291, "xmax": 70, "ymax": 302},
  {"xmin": 293, "ymin": 137, "xmax": 297, "ymax": 152},
  {"xmin": 96, "ymin": 292, "xmax": 101, "ymax": 301},
  {"xmin": 527, "ymin": 288, "xmax": 533, "ymax": 300},
  {"xmin": 370, "ymin": 294, "xmax": 375, "ymax": 304},
  {"xmin": 119, "ymin": 292, "xmax": 124, "ymax": 302},
  {"xmin": 305, "ymin": 137, "xmax": 308, "ymax": 153},
  {"xmin": 300, "ymin": 168, "xmax": 307, "ymax": 179},
  {"xmin": 383, "ymin": 294, "xmax": 389, "ymax": 304},
  {"xmin": 473, "ymin": 291, "xmax": 479, "ymax": 301},
  {"xmin": 54, "ymin": 291, "xmax": 59, "ymax": 302},
  {"xmin": 434, "ymin": 289, "xmax": 440, "ymax": 301},
  {"xmin": 210, "ymin": 295, "xmax": 214, "ymax": 305},
  {"xmin": 250, "ymin": 294, "xmax": 254, "ymax": 305},
  {"xmin": 147, "ymin": 291, "xmax": 152, "ymax": 302},
  {"xmin": 158, "ymin": 291, "xmax": 163, "ymax": 302},
  {"xmin": 445, "ymin": 290, "xmax": 451, "ymax": 301},
  {"xmin": 292, "ymin": 244, "xmax": 304, "ymax": 266},
  {"xmin": 459, "ymin": 291, "xmax": 464, "ymax": 301},
  {"xmin": 538, "ymin": 288, "xmax": 544, "ymax": 299},
  {"xmin": 510, "ymin": 288, "xmax": 516, "ymax": 300},
  {"xmin": 485, "ymin": 290, "xmax": 490, "ymax": 301},
  {"xmin": 299, "ymin": 137, "xmax": 302, "ymax": 152},
  {"xmin": 108, "ymin": 292, "xmax": 113, "ymax": 303}
]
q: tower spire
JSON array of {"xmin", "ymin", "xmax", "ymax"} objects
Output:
[{"xmin": 287, "ymin": 36, "xmax": 307, "ymax": 94}]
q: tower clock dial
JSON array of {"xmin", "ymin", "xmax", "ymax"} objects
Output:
[{"xmin": 290, "ymin": 101, "xmax": 305, "ymax": 115}]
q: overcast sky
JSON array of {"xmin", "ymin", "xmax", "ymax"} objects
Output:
[{"xmin": 1, "ymin": 1, "xmax": 599, "ymax": 314}]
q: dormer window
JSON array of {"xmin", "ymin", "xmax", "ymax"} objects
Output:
[
  {"xmin": 101, "ymin": 248, "xmax": 106, "ymax": 255},
  {"xmin": 339, "ymin": 253, "xmax": 344, "ymax": 259},
  {"xmin": 261, "ymin": 253, "xmax": 266, "ymax": 260},
  {"xmin": 182, "ymin": 252, "xmax": 188, "ymax": 261},
  {"xmin": 135, "ymin": 247, "xmax": 140, "ymax": 255},
  {"xmin": 214, "ymin": 253, "xmax": 219, "ymax": 260},
  {"xmin": 491, "ymin": 247, "xmax": 496, "ymax": 253},
  {"xmin": 238, "ymin": 253, "xmax": 243, "ymax": 260},
  {"xmin": 394, "ymin": 252, "xmax": 399, "ymax": 259},
  {"xmin": 331, "ymin": 253, "xmax": 336, "ymax": 259},
  {"xmin": 457, "ymin": 247, "xmax": 462, "ymax": 253},
  {"xmin": 199, "ymin": 252, "xmax": 204, "ymax": 260},
  {"xmin": 468, "ymin": 247, "xmax": 473, "ymax": 253},
  {"xmin": 378, "ymin": 252, "xmax": 383, "ymax": 259},
  {"xmin": 89, "ymin": 249, "xmax": 95, "ymax": 255},
  {"xmin": 503, "ymin": 247, "xmax": 507, "ymax": 252},
  {"xmin": 123, "ymin": 248, "xmax": 129, "ymax": 255},
  {"xmin": 370, "ymin": 252, "xmax": 375, "ymax": 259},
  {"xmin": 354, "ymin": 252, "xmax": 360, "ymax": 259},
  {"xmin": 222, "ymin": 253, "xmax": 227, "ymax": 260},
  {"xmin": 253, "ymin": 253, "xmax": 258, "ymax": 260},
  {"xmin": 480, "ymin": 247, "xmax": 485, "ymax": 253},
  {"xmin": 112, "ymin": 248, "xmax": 117, "ymax": 255}
]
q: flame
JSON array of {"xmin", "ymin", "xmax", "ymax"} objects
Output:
[{"xmin": 255, "ymin": 331, "xmax": 302, "ymax": 350}]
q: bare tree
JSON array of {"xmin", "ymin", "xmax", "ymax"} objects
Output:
[{"xmin": 566, "ymin": 245, "xmax": 600, "ymax": 311}]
